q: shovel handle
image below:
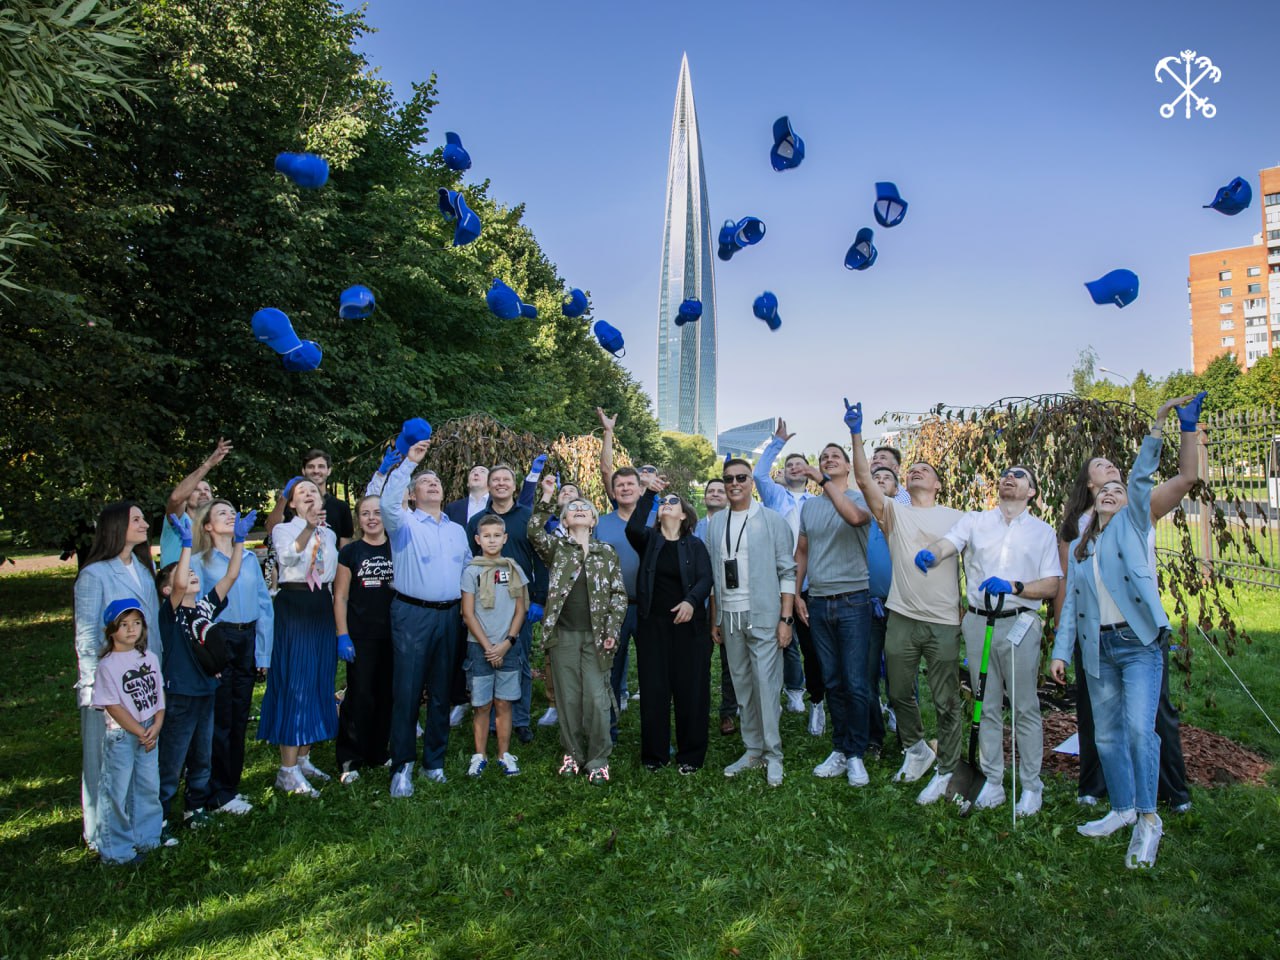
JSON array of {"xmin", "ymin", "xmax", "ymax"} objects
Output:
[{"xmin": 983, "ymin": 589, "xmax": 1006, "ymax": 618}]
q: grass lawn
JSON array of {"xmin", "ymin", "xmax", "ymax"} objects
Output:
[{"xmin": 1, "ymin": 569, "xmax": 1277, "ymax": 959}]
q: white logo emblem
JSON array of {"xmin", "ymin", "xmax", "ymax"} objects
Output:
[{"xmin": 1155, "ymin": 50, "xmax": 1220, "ymax": 119}]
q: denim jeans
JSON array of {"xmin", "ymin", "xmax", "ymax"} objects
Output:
[
  {"xmin": 158, "ymin": 692, "xmax": 214, "ymax": 820},
  {"xmin": 513, "ymin": 620, "xmax": 534, "ymax": 728},
  {"xmin": 808, "ymin": 591, "xmax": 871, "ymax": 758},
  {"xmin": 1091, "ymin": 626, "xmax": 1163, "ymax": 814},
  {"xmin": 389, "ymin": 601, "xmax": 460, "ymax": 771},
  {"xmin": 867, "ymin": 607, "xmax": 887, "ymax": 751},
  {"xmin": 609, "ymin": 603, "xmax": 639, "ymax": 741},
  {"xmin": 80, "ymin": 705, "xmax": 105, "ymax": 848},
  {"xmin": 98, "ymin": 718, "xmax": 163, "ymax": 864}
]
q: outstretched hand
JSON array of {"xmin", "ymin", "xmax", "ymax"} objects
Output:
[
  {"xmin": 207, "ymin": 437, "xmax": 233, "ymax": 468},
  {"xmin": 378, "ymin": 445, "xmax": 402, "ymax": 475},
  {"xmin": 914, "ymin": 549, "xmax": 934, "ymax": 574},
  {"xmin": 843, "ymin": 398, "xmax": 863, "ymax": 435},
  {"xmin": 540, "ymin": 472, "xmax": 558, "ymax": 501},
  {"xmin": 233, "ymin": 509, "xmax": 258, "ymax": 544},
  {"xmin": 596, "ymin": 407, "xmax": 618, "ymax": 432},
  {"xmin": 774, "ymin": 417, "xmax": 796, "ymax": 442},
  {"xmin": 1174, "ymin": 391, "xmax": 1208, "ymax": 432},
  {"xmin": 167, "ymin": 513, "xmax": 193, "ymax": 549}
]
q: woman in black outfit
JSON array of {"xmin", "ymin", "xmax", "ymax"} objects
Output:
[{"xmin": 625, "ymin": 476, "xmax": 713, "ymax": 773}]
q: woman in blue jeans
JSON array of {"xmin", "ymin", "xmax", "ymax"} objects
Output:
[{"xmin": 1051, "ymin": 405, "xmax": 1179, "ymax": 869}]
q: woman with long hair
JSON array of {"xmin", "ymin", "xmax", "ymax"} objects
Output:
[
  {"xmin": 257, "ymin": 477, "xmax": 340, "ymax": 797},
  {"xmin": 73, "ymin": 501, "xmax": 158, "ymax": 851},
  {"xmin": 625, "ymin": 476, "xmax": 714, "ymax": 773},
  {"xmin": 1051, "ymin": 400, "xmax": 1185, "ymax": 867},
  {"xmin": 1054, "ymin": 392, "xmax": 1204, "ymax": 813}
]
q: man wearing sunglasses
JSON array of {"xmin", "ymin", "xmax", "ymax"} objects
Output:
[
  {"xmin": 752, "ymin": 417, "xmax": 826, "ymax": 736},
  {"xmin": 706, "ymin": 460, "xmax": 797, "ymax": 787},
  {"xmin": 916, "ymin": 464, "xmax": 1062, "ymax": 816}
]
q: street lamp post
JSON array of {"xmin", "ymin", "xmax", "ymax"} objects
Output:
[{"xmin": 1098, "ymin": 365, "xmax": 1136, "ymax": 405}]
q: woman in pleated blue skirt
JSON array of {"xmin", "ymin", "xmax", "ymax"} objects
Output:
[{"xmin": 257, "ymin": 477, "xmax": 340, "ymax": 797}]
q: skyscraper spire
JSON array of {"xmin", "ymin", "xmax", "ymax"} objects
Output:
[{"xmin": 656, "ymin": 53, "xmax": 717, "ymax": 444}]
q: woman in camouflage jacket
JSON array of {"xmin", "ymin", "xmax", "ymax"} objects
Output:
[{"xmin": 529, "ymin": 474, "xmax": 629, "ymax": 783}]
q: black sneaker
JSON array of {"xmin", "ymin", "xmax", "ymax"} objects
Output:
[
  {"xmin": 678, "ymin": 764, "xmax": 700, "ymax": 776},
  {"xmin": 514, "ymin": 726, "xmax": 534, "ymax": 745}
]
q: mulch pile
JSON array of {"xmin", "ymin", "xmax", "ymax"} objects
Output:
[{"xmin": 1032, "ymin": 703, "xmax": 1272, "ymax": 788}]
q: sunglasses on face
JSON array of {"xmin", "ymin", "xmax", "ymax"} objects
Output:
[
  {"xmin": 639, "ymin": 465, "xmax": 658, "ymax": 474},
  {"xmin": 566, "ymin": 500, "xmax": 592, "ymax": 512},
  {"xmin": 723, "ymin": 473, "xmax": 751, "ymax": 485},
  {"xmin": 1001, "ymin": 468, "xmax": 1030, "ymax": 481},
  {"xmin": 658, "ymin": 495, "xmax": 681, "ymax": 506}
]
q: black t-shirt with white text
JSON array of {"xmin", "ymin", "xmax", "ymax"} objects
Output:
[{"xmin": 338, "ymin": 539, "xmax": 394, "ymax": 639}]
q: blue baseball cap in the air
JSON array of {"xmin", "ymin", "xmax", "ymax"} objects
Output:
[
  {"xmin": 487, "ymin": 278, "xmax": 524, "ymax": 320},
  {"xmin": 844, "ymin": 228, "xmax": 877, "ymax": 271},
  {"xmin": 1204, "ymin": 177, "xmax": 1251, "ymax": 216},
  {"xmin": 874, "ymin": 182, "xmax": 908, "ymax": 228},
  {"xmin": 274, "ymin": 152, "xmax": 329, "ymax": 189},
  {"xmin": 443, "ymin": 132, "xmax": 472, "ymax": 172},
  {"xmin": 717, "ymin": 216, "xmax": 767, "ymax": 262},
  {"xmin": 593, "ymin": 320, "xmax": 625, "ymax": 357},
  {"xmin": 770, "ymin": 116, "xmax": 805, "ymax": 172},
  {"xmin": 252, "ymin": 308, "xmax": 303, "ymax": 354},
  {"xmin": 437, "ymin": 188, "xmax": 482, "ymax": 246},
  {"xmin": 281, "ymin": 340, "xmax": 323, "ymax": 371},
  {"xmin": 339, "ymin": 285, "xmax": 375, "ymax": 320},
  {"xmin": 1085, "ymin": 269, "xmax": 1139, "ymax": 308},
  {"xmin": 753, "ymin": 291, "xmax": 781, "ymax": 331},
  {"xmin": 562, "ymin": 288, "xmax": 589, "ymax": 318},
  {"xmin": 675, "ymin": 299, "xmax": 702, "ymax": 326},
  {"xmin": 394, "ymin": 417, "xmax": 434, "ymax": 455}
]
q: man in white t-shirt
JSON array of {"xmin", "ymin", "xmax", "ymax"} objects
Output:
[
  {"xmin": 919, "ymin": 464, "xmax": 1063, "ymax": 816},
  {"xmin": 848, "ymin": 400, "xmax": 965, "ymax": 806}
]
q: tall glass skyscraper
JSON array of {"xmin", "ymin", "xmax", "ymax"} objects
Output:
[{"xmin": 656, "ymin": 53, "xmax": 717, "ymax": 445}]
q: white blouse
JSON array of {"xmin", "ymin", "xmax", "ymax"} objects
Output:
[{"xmin": 271, "ymin": 516, "xmax": 337, "ymax": 585}]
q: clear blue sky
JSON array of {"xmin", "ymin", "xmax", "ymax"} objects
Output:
[{"xmin": 347, "ymin": 0, "xmax": 1277, "ymax": 446}]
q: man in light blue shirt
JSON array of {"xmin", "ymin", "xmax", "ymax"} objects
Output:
[
  {"xmin": 753, "ymin": 418, "xmax": 824, "ymax": 733},
  {"xmin": 160, "ymin": 438, "xmax": 232, "ymax": 565},
  {"xmin": 379, "ymin": 439, "xmax": 471, "ymax": 796}
]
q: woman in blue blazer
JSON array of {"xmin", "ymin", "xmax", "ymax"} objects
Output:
[
  {"xmin": 73, "ymin": 501, "xmax": 159, "ymax": 852},
  {"xmin": 1051, "ymin": 407, "xmax": 1177, "ymax": 869}
]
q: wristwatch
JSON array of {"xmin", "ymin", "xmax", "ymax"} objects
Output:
[
  {"xmin": 779, "ymin": 615, "xmax": 795, "ymax": 625},
  {"xmin": 1013, "ymin": 581, "xmax": 1025, "ymax": 596},
  {"xmin": 819, "ymin": 474, "xmax": 833, "ymax": 486},
  {"xmin": 504, "ymin": 635, "xmax": 519, "ymax": 645}
]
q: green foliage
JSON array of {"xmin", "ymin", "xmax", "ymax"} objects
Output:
[
  {"xmin": 657, "ymin": 430, "xmax": 717, "ymax": 500},
  {"xmin": 1, "ymin": 567, "xmax": 1278, "ymax": 958},
  {"xmin": 1072, "ymin": 347, "xmax": 1280, "ymax": 413},
  {"xmin": 0, "ymin": 0, "xmax": 658, "ymax": 553}
]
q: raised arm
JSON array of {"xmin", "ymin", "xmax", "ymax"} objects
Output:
[
  {"xmin": 166, "ymin": 514, "xmax": 194, "ymax": 611},
  {"xmin": 527, "ymin": 474, "xmax": 560, "ymax": 564},
  {"xmin": 211, "ymin": 510, "xmax": 255, "ymax": 601},
  {"xmin": 846, "ymin": 400, "xmax": 888, "ymax": 524},
  {"xmin": 626, "ymin": 483, "xmax": 661, "ymax": 553},
  {"xmin": 753, "ymin": 419, "xmax": 795, "ymax": 512},
  {"xmin": 1150, "ymin": 392, "xmax": 1204, "ymax": 521},
  {"xmin": 597, "ymin": 407, "xmax": 617, "ymax": 496},
  {"xmin": 380, "ymin": 439, "xmax": 429, "ymax": 537},
  {"xmin": 165, "ymin": 438, "xmax": 232, "ymax": 515},
  {"xmin": 1126, "ymin": 414, "xmax": 1170, "ymax": 536}
]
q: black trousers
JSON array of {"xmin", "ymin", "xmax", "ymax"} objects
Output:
[
  {"xmin": 448, "ymin": 624, "xmax": 470, "ymax": 707},
  {"xmin": 335, "ymin": 633, "xmax": 393, "ymax": 769},
  {"xmin": 636, "ymin": 616, "xmax": 712, "ymax": 769},
  {"xmin": 1074, "ymin": 631, "xmax": 1190, "ymax": 806},
  {"xmin": 718, "ymin": 643, "xmax": 738, "ymax": 718},
  {"xmin": 207, "ymin": 623, "xmax": 256, "ymax": 808},
  {"xmin": 796, "ymin": 593, "xmax": 825, "ymax": 704}
]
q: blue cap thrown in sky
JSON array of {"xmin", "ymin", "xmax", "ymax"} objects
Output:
[
  {"xmin": 1084, "ymin": 269, "xmax": 1140, "ymax": 308},
  {"xmin": 1203, "ymin": 176, "xmax": 1252, "ymax": 216},
  {"xmin": 717, "ymin": 216, "xmax": 767, "ymax": 262},
  {"xmin": 394, "ymin": 416, "xmax": 433, "ymax": 455},
  {"xmin": 281, "ymin": 340, "xmax": 323, "ymax": 371},
  {"xmin": 873, "ymin": 182, "xmax": 908, "ymax": 228},
  {"xmin": 102, "ymin": 597, "xmax": 143, "ymax": 627},
  {"xmin": 562, "ymin": 288, "xmax": 589, "ymax": 318},
  {"xmin": 844, "ymin": 228, "xmax": 877, "ymax": 271},
  {"xmin": 486, "ymin": 278, "xmax": 525, "ymax": 320},
  {"xmin": 251, "ymin": 307, "xmax": 303, "ymax": 354},
  {"xmin": 339, "ymin": 285, "xmax": 375, "ymax": 320},
  {"xmin": 274, "ymin": 152, "xmax": 329, "ymax": 189},
  {"xmin": 593, "ymin": 320, "xmax": 626, "ymax": 357},
  {"xmin": 675, "ymin": 299, "xmax": 702, "ymax": 326},
  {"xmin": 443, "ymin": 131, "xmax": 472, "ymax": 172},
  {"xmin": 520, "ymin": 302, "xmax": 539, "ymax": 320},
  {"xmin": 437, "ymin": 188, "xmax": 482, "ymax": 246},
  {"xmin": 753, "ymin": 291, "xmax": 781, "ymax": 331},
  {"xmin": 770, "ymin": 116, "xmax": 805, "ymax": 172},
  {"xmin": 282, "ymin": 475, "xmax": 306, "ymax": 502}
]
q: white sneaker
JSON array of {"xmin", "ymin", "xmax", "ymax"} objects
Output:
[
  {"xmin": 275, "ymin": 766, "xmax": 318, "ymax": 798},
  {"xmin": 619, "ymin": 697, "xmax": 629, "ymax": 713},
  {"xmin": 973, "ymin": 782, "xmax": 1006, "ymax": 810},
  {"xmin": 390, "ymin": 763, "xmax": 415, "ymax": 798},
  {"xmin": 766, "ymin": 759, "xmax": 784, "ymax": 787},
  {"xmin": 449, "ymin": 704, "xmax": 467, "ymax": 727},
  {"xmin": 916, "ymin": 771, "xmax": 952, "ymax": 805},
  {"xmin": 467, "ymin": 753, "xmax": 487, "ymax": 778},
  {"xmin": 297, "ymin": 755, "xmax": 330, "ymax": 782},
  {"xmin": 1078, "ymin": 809, "xmax": 1137, "ymax": 838},
  {"xmin": 885, "ymin": 705, "xmax": 897, "ymax": 733},
  {"xmin": 846, "ymin": 756, "xmax": 869, "ymax": 787},
  {"xmin": 1077, "ymin": 794, "xmax": 1102, "ymax": 806},
  {"xmin": 216, "ymin": 795, "xmax": 253, "ymax": 815},
  {"xmin": 724, "ymin": 753, "xmax": 765, "ymax": 778},
  {"xmin": 339, "ymin": 768, "xmax": 360, "ymax": 785},
  {"xmin": 807, "ymin": 702, "xmax": 826, "ymax": 736},
  {"xmin": 498, "ymin": 752, "xmax": 520, "ymax": 776},
  {"xmin": 893, "ymin": 739, "xmax": 936, "ymax": 783},
  {"xmin": 422, "ymin": 767, "xmax": 448, "ymax": 784},
  {"xmin": 537, "ymin": 706, "xmax": 559, "ymax": 727},
  {"xmin": 813, "ymin": 750, "xmax": 848, "ymax": 778},
  {"xmin": 785, "ymin": 689, "xmax": 805, "ymax": 713},
  {"xmin": 1126, "ymin": 815, "xmax": 1163, "ymax": 869},
  {"xmin": 1015, "ymin": 787, "xmax": 1043, "ymax": 817}
]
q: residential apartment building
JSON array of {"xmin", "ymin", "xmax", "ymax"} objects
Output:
[{"xmin": 1188, "ymin": 165, "xmax": 1280, "ymax": 372}]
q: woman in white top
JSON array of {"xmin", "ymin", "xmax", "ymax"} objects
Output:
[{"xmin": 256, "ymin": 477, "xmax": 339, "ymax": 797}]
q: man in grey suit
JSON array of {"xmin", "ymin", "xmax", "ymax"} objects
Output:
[{"xmin": 708, "ymin": 458, "xmax": 797, "ymax": 787}]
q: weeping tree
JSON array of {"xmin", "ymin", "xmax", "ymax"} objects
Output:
[{"xmin": 880, "ymin": 394, "xmax": 1261, "ymax": 687}]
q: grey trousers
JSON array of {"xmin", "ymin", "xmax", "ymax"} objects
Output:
[
  {"xmin": 721, "ymin": 613, "xmax": 784, "ymax": 763},
  {"xmin": 548, "ymin": 628, "xmax": 615, "ymax": 771},
  {"xmin": 961, "ymin": 611, "xmax": 1044, "ymax": 792},
  {"xmin": 81, "ymin": 704, "xmax": 105, "ymax": 847}
]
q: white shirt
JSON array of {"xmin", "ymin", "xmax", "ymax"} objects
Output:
[
  {"xmin": 719, "ymin": 503, "xmax": 755, "ymax": 612},
  {"xmin": 943, "ymin": 506, "xmax": 1061, "ymax": 611},
  {"xmin": 1079, "ymin": 511, "xmax": 1157, "ymax": 572},
  {"xmin": 271, "ymin": 516, "xmax": 337, "ymax": 585},
  {"xmin": 466, "ymin": 493, "xmax": 490, "ymax": 522},
  {"xmin": 121, "ymin": 558, "xmax": 141, "ymax": 589},
  {"xmin": 1093, "ymin": 558, "xmax": 1126, "ymax": 625}
]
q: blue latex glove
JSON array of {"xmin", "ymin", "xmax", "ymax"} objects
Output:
[
  {"xmin": 233, "ymin": 509, "xmax": 258, "ymax": 544},
  {"xmin": 723, "ymin": 452, "xmax": 732, "ymax": 469},
  {"xmin": 870, "ymin": 596, "xmax": 886, "ymax": 619},
  {"xmin": 378, "ymin": 445, "xmax": 402, "ymax": 474},
  {"xmin": 914, "ymin": 549, "xmax": 934, "ymax": 574},
  {"xmin": 167, "ymin": 513, "xmax": 193, "ymax": 549},
  {"xmin": 527, "ymin": 602, "xmax": 545, "ymax": 625},
  {"xmin": 1176, "ymin": 391, "xmax": 1208, "ymax": 432},
  {"xmin": 337, "ymin": 633, "xmax": 356, "ymax": 662},
  {"xmin": 843, "ymin": 397, "xmax": 863, "ymax": 435},
  {"xmin": 978, "ymin": 576, "xmax": 1013, "ymax": 595},
  {"xmin": 530, "ymin": 453, "xmax": 549, "ymax": 475}
]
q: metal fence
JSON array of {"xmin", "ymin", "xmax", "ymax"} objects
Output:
[{"xmin": 1154, "ymin": 406, "xmax": 1280, "ymax": 589}]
